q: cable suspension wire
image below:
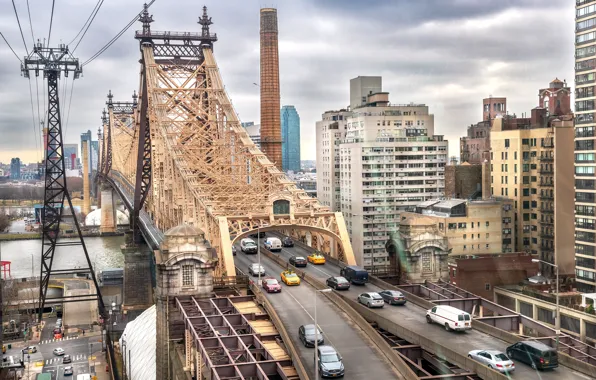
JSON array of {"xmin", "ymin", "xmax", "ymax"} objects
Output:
[
  {"xmin": 11, "ymin": 0, "xmax": 29, "ymax": 53},
  {"xmin": 82, "ymin": 0, "xmax": 157, "ymax": 67},
  {"xmin": 64, "ymin": 80, "xmax": 76, "ymax": 136},
  {"xmin": 0, "ymin": 32, "xmax": 22, "ymax": 62},
  {"xmin": 27, "ymin": 78, "xmax": 40, "ymax": 161},
  {"xmin": 69, "ymin": 0, "xmax": 103, "ymax": 48},
  {"xmin": 26, "ymin": 0, "xmax": 35, "ymax": 45},
  {"xmin": 47, "ymin": 0, "xmax": 56, "ymax": 47}
]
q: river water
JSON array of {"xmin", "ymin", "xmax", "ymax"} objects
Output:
[{"xmin": 0, "ymin": 236, "xmax": 126, "ymax": 278}]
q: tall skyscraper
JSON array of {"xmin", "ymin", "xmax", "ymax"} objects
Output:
[
  {"xmin": 10, "ymin": 158, "xmax": 21, "ymax": 180},
  {"xmin": 317, "ymin": 76, "xmax": 448, "ymax": 268},
  {"xmin": 259, "ymin": 8, "xmax": 282, "ymax": 168},
  {"xmin": 281, "ymin": 105, "xmax": 301, "ymax": 172},
  {"xmin": 575, "ymin": 1, "xmax": 596, "ymax": 291}
]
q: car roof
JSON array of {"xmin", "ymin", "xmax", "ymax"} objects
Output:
[
  {"xmin": 318, "ymin": 345, "xmax": 337, "ymax": 354},
  {"xmin": 519, "ymin": 340, "xmax": 556, "ymax": 351},
  {"xmin": 294, "ymin": 256, "xmax": 305, "ymax": 259},
  {"xmin": 301, "ymin": 324, "xmax": 315, "ymax": 329},
  {"xmin": 483, "ymin": 350, "xmax": 504, "ymax": 355}
]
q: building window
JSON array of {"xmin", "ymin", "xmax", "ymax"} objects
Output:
[
  {"xmin": 505, "ymin": 139, "xmax": 510, "ymax": 148},
  {"xmin": 485, "ymin": 283, "xmax": 491, "ymax": 291},
  {"xmin": 463, "ymin": 234, "xmax": 467, "ymax": 239},
  {"xmin": 182, "ymin": 265, "xmax": 194, "ymax": 286},
  {"xmin": 485, "ymin": 221, "xmax": 489, "ymax": 227}
]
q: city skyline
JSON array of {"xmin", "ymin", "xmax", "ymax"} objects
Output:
[{"xmin": 0, "ymin": 0, "xmax": 574, "ymax": 162}]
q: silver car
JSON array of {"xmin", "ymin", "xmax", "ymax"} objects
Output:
[
  {"xmin": 468, "ymin": 350, "xmax": 515, "ymax": 373},
  {"xmin": 357, "ymin": 292, "xmax": 384, "ymax": 308},
  {"xmin": 248, "ymin": 263, "xmax": 266, "ymax": 276}
]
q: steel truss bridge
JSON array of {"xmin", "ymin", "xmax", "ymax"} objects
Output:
[{"xmin": 97, "ymin": 5, "xmax": 355, "ymax": 278}]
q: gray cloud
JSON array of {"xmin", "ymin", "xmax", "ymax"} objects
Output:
[{"xmin": 0, "ymin": 0, "xmax": 575, "ymax": 163}]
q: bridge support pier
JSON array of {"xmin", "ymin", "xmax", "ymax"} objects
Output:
[
  {"xmin": 100, "ymin": 189, "xmax": 117, "ymax": 235},
  {"xmin": 121, "ymin": 243, "xmax": 153, "ymax": 321}
]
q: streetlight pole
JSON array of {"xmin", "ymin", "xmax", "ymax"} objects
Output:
[
  {"xmin": 314, "ymin": 289, "xmax": 332, "ymax": 379},
  {"xmin": 257, "ymin": 226, "xmax": 261, "ymax": 284},
  {"xmin": 532, "ymin": 258, "xmax": 559, "ymax": 349}
]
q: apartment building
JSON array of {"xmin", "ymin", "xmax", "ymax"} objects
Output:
[
  {"xmin": 575, "ymin": 0, "xmax": 596, "ymax": 292},
  {"xmin": 316, "ymin": 110, "xmax": 351, "ymax": 212},
  {"xmin": 490, "ymin": 80, "xmax": 574, "ymax": 278},
  {"xmin": 460, "ymin": 97, "xmax": 507, "ymax": 164},
  {"xmin": 340, "ymin": 78, "xmax": 448, "ymax": 267},
  {"xmin": 401, "ymin": 198, "xmax": 515, "ymax": 257}
]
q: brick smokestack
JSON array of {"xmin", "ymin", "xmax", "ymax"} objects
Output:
[{"xmin": 260, "ymin": 8, "xmax": 282, "ymax": 168}]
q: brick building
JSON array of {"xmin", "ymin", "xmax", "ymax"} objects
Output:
[
  {"xmin": 444, "ymin": 162, "xmax": 482, "ymax": 199},
  {"xmin": 448, "ymin": 253, "xmax": 538, "ymax": 300},
  {"xmin": 460, "ymin": 97, "xmax": 506, "ymax": 164}
]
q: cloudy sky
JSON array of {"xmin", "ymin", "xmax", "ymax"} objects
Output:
[{"xmin": 0, "ymin": 0, "xmax": 575, "ymax": 164}]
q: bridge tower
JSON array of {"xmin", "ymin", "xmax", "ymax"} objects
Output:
[{"xmin": 103, "ymin": 4, "xmax": 356, "ymax": 280}]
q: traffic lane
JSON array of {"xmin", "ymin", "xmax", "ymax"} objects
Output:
[
  {"xmin": 234, "ymin": 250, "xmax": 317, "ymax": 377},
  {"xmin": 234, "ymin": 249, "xmax": 401, "ymax": 379},
  {"xmin": 274, "ymin": 242, "xmax": 586, "ymax": 379}
]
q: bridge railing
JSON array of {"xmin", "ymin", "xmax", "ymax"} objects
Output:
[{"xmin": 213, "ymin": 275, "xmax": 248, "ymax": 289}]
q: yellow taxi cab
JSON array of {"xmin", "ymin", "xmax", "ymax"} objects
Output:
[
  {"xmin": 307, "ymin": 253, "xmax": 326, "ymax": 265},
  {"xmin": 280, "ymin": 270, "xmax": 301, "ymax": 286}
]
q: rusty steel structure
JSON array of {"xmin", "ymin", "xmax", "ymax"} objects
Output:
[
  {"xmin": 97, "ymin": 5, "xmax": 356, "ymax": 277},
  {"xmin": 176, "ymin": 295, "xmax": 300, "ymax": 379},
  {"xmin": 259, "ymin": 8, "xmax": 282, "ymax": 168}
]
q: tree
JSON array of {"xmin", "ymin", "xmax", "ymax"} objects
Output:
[{"xmin": 0, "ymin": 210, "xmax": 8, "ymax": 232}]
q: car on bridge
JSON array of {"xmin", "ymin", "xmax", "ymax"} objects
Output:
[
  {"xmin": 326, "ymin": 276, "xmax": 350, "ymax": 290},
  {"xmin": 232, "ymin": 245, "xmax": 237, "ymax": 256},
  {"xmin": 506, "ymin": 340, "xmax": 558, "ymax": 371},
  {"xmin": 307, "ymin": 253, "xmax": 326, "ymax": 265},
  {"xmin": 261, "ymin": 277, "xmax": 282, "ymax": 293},
  {"xmin": 281, "ymin": 270, "xmax": 301, "ymax": 286},
  {"xmin": 316, "ymin": 345, "xmax": 345, "ymax": 378},
  {"xmin": 378, "ymin": 290, "xmax": 407, "ymax": 305},
  {"xmin": 250, "ymin": 231, "xmax": 266, "ymax": 239},
  {"xmin": 263, "ymin": 237, "xmax": 282, "ymax": 252},
  {"xmin": 467, "ymin": 350, "xmax": 514, "ymax": 374},
  {"xmin": 426, "ymin": 305, "xmax": 472, "ymax": 332},
  {"xmin": 289, "ymin": 256, "xmax": 307, "ymax": 267},
  {"xmin": 282, "ymin": 237, "xmax": 294, "ymax": 247},
  {"xmin": 298, "ymin": 324, "xmax": 324, "ymax": 347},
  {"xmin": 357, "ymin": 292, "xmax": 384, "ymax": 308},
  {"xmin": 248, "ymin": 263, "xmax": 266, "ymax": 277},
  {"xmin": 240, "ymin": 238, "xmax": 258, "ymax": 254}
]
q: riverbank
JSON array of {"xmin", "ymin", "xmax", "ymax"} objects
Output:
[{"xmin": 0, "ymin": 231, "xmax": 125, "ymax": 241}]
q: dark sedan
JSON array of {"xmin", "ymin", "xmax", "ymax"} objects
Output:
[
  {"xmin": 326, "ymin": 276, "xmax": 350, "ymax": 290},
  {"xmin": 289, "ymin": 256, "xmax": 307, "ymax": 267},
  {"xmin": 299, "ymin": 324, "xmax": 324, "ymax": 348},
  {"xmin": 379, "ymin": 290, "xmax": 407, "ymax": 305},
  {"xmin": 63, "ymin": 354, "xmax": 72, "ymax": 364},
  {"xmin": 282, "ymin": 237, "xmax": 294, "ymax": 247}
]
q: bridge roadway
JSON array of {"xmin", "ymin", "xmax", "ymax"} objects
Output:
[
  {"xmin": 233, "ymin": 243, "xmax": 402, "ymax": 380},
  {"xmin": 270, "ymin": 233, "xmax": 589, "ymax": 380}
]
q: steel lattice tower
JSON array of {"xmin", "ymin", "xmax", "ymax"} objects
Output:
[{"xmin": 22, "ymin": 41, "xmax": 105, "ymax": 321}]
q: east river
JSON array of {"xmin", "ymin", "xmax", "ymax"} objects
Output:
[{"xmin": 0, "ymin": 236, "xmax": 126, "ymax": 278}]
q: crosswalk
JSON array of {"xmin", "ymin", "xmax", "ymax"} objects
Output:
[
  {"xmin": 44, "ymin": 354, "xmax": 88, "ymax": 365},
  {"xmin": 40, "ymin": 336, "xmax": 80, "ymax": 345}
]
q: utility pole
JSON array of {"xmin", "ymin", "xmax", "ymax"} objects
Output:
[{"xmin": 21, "ymin": 41, "xmax": 105, "ymax": 322}]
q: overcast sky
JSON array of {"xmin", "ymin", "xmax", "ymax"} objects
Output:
[{"xmin": 0, "ymin": 0, "xmax": 574, "ymax": 164}]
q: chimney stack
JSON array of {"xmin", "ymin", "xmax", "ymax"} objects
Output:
[{"xmin": 259, "ymin": 8, "xmax": 282, "ymax": 168}]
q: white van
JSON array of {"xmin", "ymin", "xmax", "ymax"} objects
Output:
[
  {"xmin": 263, "ymin": 237, "xmax": 282, "ymax": 252},
  {"xmin": 77, "ymin": 375, "xmax": 91, "ymax": 380},
  {"xmin": 426, "ymin": 305, "xmax": 472, "ymax": 332}
]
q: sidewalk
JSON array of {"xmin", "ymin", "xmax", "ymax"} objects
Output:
[{"xmin": 90, "ymin": 348, "xmax": 112, "ymax": 380}]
